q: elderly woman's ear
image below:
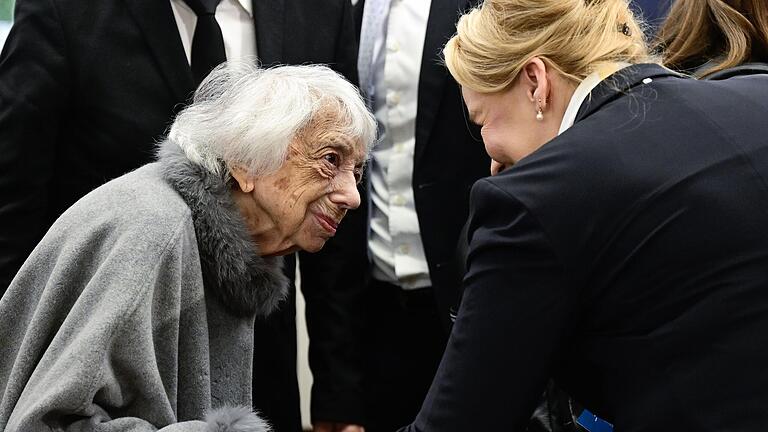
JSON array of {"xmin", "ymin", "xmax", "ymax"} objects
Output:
[{"xmin": 230, "ymin": 166, "xmax": 255, "ymax": 193}]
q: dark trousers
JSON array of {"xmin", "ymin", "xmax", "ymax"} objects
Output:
[
  {"xmin": 251, "ymin": 255, "xmax": 302, "ymax": 432},
  {"xmin": 364, "ymin": 279, "xmax": 448, "ymax": 432}
]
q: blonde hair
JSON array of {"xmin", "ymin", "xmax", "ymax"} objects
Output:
[
  {"xmin": 657, "ymin": 0, "xmax": 768, "ymax": 77},
  {"xmin": 444, "ymin": 0, "xmax": 651, "ymax": 93}
]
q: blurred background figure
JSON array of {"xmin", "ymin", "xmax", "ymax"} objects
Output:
[
  {"xmin": 397, "ymin": 0, "xmax": 768, "ymax": 430},
  {"xmin": 0, "ymin": 0, "xmax": 10, "ymax": 46},
  {"xmin": 656, "ymin": 0, "xmax": 768, "ymax": 77},
  {"xmin": 630, "ymin": 0, "xmax": 670, "ymax": 34},
  {"xmin": 348, "ymin": 0, "xmax": 489, "ymax": 431},
  {"xmin": 0, "ymin": 0, "xmax": 364, "ymax": 430}
]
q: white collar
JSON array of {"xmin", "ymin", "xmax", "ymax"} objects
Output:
[
  {"xmin": 558, "ymin": 62, "xmax": 631, "ymax": 135},
  {"xmin": 236, "ymin": 0, "xmax": 253, "ymax": 18},
  {"xmin": 176, "ymin": 0, "xmax": 253, "ymax": 18}
]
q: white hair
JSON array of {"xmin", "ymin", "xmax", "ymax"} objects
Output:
[{"xmin": 168, "ymin": 60, "xmax": 376, "ymax": 178}]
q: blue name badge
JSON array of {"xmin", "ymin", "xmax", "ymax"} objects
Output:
[{"xmin": 576, "ymin": 409, "xmax": 614, "ymax": 432}]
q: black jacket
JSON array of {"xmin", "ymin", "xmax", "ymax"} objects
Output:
[
  {"xmin": 0, "ymin": 0, "xmax": 361, "ymax": 429},
  {"xmin": 410, "ymin": 0, "xmax": 490, "ymax": 324},
  {"xmin": 401, "ymin": 64, "xmax": 768, "ymax": 431}
]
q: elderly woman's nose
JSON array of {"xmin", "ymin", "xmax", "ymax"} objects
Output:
[{"xmin": 331, "ymin": 171, "xmax": 361, "ymax": 210}]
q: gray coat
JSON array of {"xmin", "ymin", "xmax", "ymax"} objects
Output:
[{"xmin": 0, "ymin": 141, "xmax": 289, "ymax": 431}]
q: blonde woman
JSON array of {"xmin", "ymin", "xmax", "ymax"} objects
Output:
[{"xmin": 397, "ymin": 0, "xmax": 768, "ymax": 430}]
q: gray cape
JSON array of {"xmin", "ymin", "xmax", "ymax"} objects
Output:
[{"xmin": 0, "ymin": 141, "xmax": 289, "ymax": 431}]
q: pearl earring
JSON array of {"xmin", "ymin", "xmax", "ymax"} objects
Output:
[{"xmin": 536, "ymin": 98, "xmax": 544, "ymax": 121}]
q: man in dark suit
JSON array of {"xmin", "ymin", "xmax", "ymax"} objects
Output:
[
  {"xmin": 400, "ymin": 64, "xmax": 768, "ymax": 431},
  {"xmin": 0, "ymin": 1, "xmax": 363, "ymax": 430},
  {"xmin": 348, "ymin": 1, "xmax": 489, "ymax": 431}
]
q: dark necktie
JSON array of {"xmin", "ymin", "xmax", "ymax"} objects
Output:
[{"xmin": 182, "ymin": 0, "xmax": 226, "ymax": 85}]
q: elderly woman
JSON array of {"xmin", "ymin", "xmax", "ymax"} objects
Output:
[
  {"xmin": 398, "ymin": 0, "xmax": 768, "ymax": 431},
  {"xmin": 0, "ymin": 62, "xmax": 375, "ymax": 432}
]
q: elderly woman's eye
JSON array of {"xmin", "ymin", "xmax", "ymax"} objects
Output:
[{"xmin": 323, "ymin": 153, "xmax": 340, "ymax": 167}]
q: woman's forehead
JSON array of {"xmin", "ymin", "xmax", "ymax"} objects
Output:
[{"xmin": 302, "ymin": 124, "xmax": 364, "ymax": 153}]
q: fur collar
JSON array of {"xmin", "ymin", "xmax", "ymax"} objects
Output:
[{"xmin": 157, "ymin": 140, "xmax": 289, "ymax": 317}]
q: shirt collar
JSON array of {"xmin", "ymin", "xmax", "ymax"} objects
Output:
[
  {"xmin": 558, "ymin": 62, "xmax": 631, "ymax": 135},
  {"xmin": 173, "ymin": 0, "xmax": 253, "ymax": 17},
  {"xmin": 235, "ymin": 0, "xmax": 253, "ymax": 17}
]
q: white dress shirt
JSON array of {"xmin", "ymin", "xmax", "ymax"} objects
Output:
[
  {"xmin": 366, "ymin": 0, "xmax": 432, "ymax": 289},
  {"xmin": 170, "ymin": 0, "xmax": 257, "ymax": 64}
]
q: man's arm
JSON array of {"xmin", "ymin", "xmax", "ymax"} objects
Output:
[
  {"xmin": 399, "ymin": 178, "xmax": 579, "ymax": 431},
  {"xmin": 300, "ymin": 1, "xmax": 368, "ymax": 428},
  {"xmin": 0, "ymin": 0, "xmax": 69, "ymax": 290},
  {"xmin": 330, "ymin": 0, "xmax": 359, "ymax": 86},
  {"xmin": 300, "ymin": 191, "xmax": 368, "ymax": 428}
]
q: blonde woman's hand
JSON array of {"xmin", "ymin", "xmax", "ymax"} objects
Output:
[{"xmin": 490, "ymin": 159, "xmax": 508, "ymax": 176}]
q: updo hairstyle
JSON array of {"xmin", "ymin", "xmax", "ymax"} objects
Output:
[{"xmin": 444, "ymin": 0, "xmax": 651, "ymax": 93}]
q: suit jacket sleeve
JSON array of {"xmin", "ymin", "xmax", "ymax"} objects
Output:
[
  {"xmin": 299, "ymin": 189, "xmax": 368, "ymax": 425},
  {"xmin": 399, "ymin": 178, "xmax": 579, "ymax": 431},
  {"xmin": 0, "ymin": 0, "xmax": 69, "ymax": 290},
  {"xmin": 298, "ymin": 0, "xmax": 366, "ymax": 424},
  {"xmin": 331, "ymin": 0, "xmax": 359, "ymax": 86}
]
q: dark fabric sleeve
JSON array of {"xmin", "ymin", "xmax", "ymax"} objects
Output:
[
  {"xmin": 300, "ymin": 187, "xmax": 368, "ymax": 425},
  {"xmin": 300, "ymin": 204, "xmax": 368, "ymax": 425},
  {"xmin": 399, "ymin": 178, "xmax": 579, "ymax": 431},
  {"xmin": 299, "ymin": 1, "xmax": 367, "ymax": 425},
  {"xmin": 331, "ymin": 0, "xmax": 359, "ymax": 86},
  {"xmin": 0, "ymin": 0, "xmax": 70, "ymax": 291}
]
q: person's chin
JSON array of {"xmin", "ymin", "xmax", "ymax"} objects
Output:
[
  {"xmin": 263, "ymin": 245, "xmax": 301, "ymax": 257},
  {"xmin": 301, "ymin": 240, "xmax": 327, "ymax": 253}
]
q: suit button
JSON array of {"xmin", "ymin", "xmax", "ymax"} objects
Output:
[{"xmin": 387, "ymin": 91, "xmax": 401, "ymax": 107}]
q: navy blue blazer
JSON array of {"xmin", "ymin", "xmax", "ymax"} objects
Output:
[{"xmin": 401, "ymin": 64, "xmax": 768, "ymax": 431}]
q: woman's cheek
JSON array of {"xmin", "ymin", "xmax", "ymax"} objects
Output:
[{"xmin": 481, "ymin": 128, "xmax": 511, "ymax": 164}]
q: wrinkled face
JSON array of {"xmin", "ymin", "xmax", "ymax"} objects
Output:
[{"xmin": 247, "ymin": 114, "xmax": 367, "ymax": 255}]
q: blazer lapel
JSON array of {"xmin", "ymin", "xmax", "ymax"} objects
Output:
[
  {"xmin": 124, "ymin": 0, "xmax": 196, "ymax": 104},
  {"xmin": 414, "ymin": 0, "xmax": 471, "ymax": 168},
  {"xmin": 253, "ymin": 0, "xmax": 285, "ymax": 66},
  {"xmin": 576, "ymin": 64, "xmax": 682, "ymax": 122}
]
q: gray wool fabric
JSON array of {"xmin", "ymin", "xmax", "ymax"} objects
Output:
[{"xmin": 0, "ymin": 141, "xmax": 289, "ymax": 431}]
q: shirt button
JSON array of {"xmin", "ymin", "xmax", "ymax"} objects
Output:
[
  {"xmin": 387, "ymin": 91, "xmax": 400, "ymax": 107},
  {"xmin": 387, "ymin": 40, "xmax": 400, "ymax": 53},
  {"xmin": 394, "ymin": 143, "xmax": 404, "ymax": 153},
  {"xmin": 393, "ymin": 195, "xmax": 405, "ymax": 206},
  {"xmin": 399, "ymin": 244, "xmax": 410, "ymax": 254}
]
